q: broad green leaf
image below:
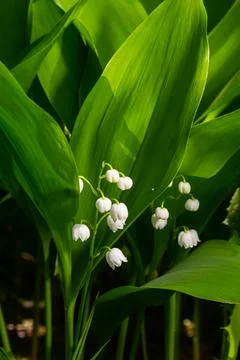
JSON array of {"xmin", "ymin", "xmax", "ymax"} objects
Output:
[
  {"xmin": 54, "ymin": 0, "xmax": 147, "ymax": 67},
  {"xmin": 197, "ymin": 70, "xmax": 240, "ymax": 122},
  {"xmin": 181, "ymin": 110, "xmax": 240, "ymax": 178},
  {"xmin": 145, "ymin": 240, "xmax": 240, "ymax": 304},
  {"xmin": 198, "ymin": 0, "xmax": 240, "ymax": 116},
  {"xmin": 70, "ymin": 0, "xmax": 208, "ymax": 295},
  {"xmin": 11, "ymin": 0, "xmax": 86, "ymax": 92},
  {"xmin": 94, "ymin": 286, "xmax": 170, "ymax": 344},
  {"xmin": 29, "ymin": 0, "xmax": 86, "ymax": 130},
  {"xmin": 94, "ymin": 238, "xmax": 240, "ymax": 344},
  {"xmin": 0, "ymin": 0, "xmax": 29, "ymax": 67},
  {"xmin": 0, "ymin": 62, "xmax": 79, "ymax": 257}
]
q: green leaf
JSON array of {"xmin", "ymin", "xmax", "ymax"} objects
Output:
[
  {"xmin": 0, "ymin": 0, "xmax": 29, "ymax": 67},
  {"xmin": 145, "ymin": 240, "xmax": 240, "ymax": 304},
  {"xmin": 0, "ymin": 61, "xmax": 79, "ymax": 256},
  {"xmin": 198, "ymin": 0, "xmax": 240, "ymax": 116},
  {"xmin": 181, "ymin": 110, "xmax": 240, "ymax": 178},
  {"xmin": 0, "ymin": 348, "xmax": 13, "ymax": 360},
  {"xmin": 29, "ymin": 0, "xmax": 86, "ymax": 130},
  {"xmin": 94, "ymin": 286, "xmax": 170, "ymax": 344},
  {"xmin": 70, "ymin": 0, "xmax": 208, "ymax": 294},
  {"xmin": 198, "ymin": 70, "xmax": 240, "ymax": 122},
  {"xmin": 11, "ymin": 0, "xmax": 86, "ymax": 92},
  {"xmin": 54, "ymin": 0, "xmax": 147, "ymax": 67}
]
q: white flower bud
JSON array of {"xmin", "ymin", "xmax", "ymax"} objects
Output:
[
  {"xmin": 72, "ymin": 224, "xmax": 90, "ymax": 242},
  {"xmin": 107, "ymin": 215, "xmax": 124, "ymax": 232},
  {"xmin": 79, "ymin": 178, "xmax": 84, "ymax": 193},
  {"xmin": 151, "ymin": 214, "xmax": 168, "ymax": 230},
  {"xmin": 105, "ymin": 248, "xmax": 128, "ymax": 270},
  {"xmin": 105, "ymin": 169, "xmax": 120, "ymax": 183},
  {"xmin": 178, "ymin": 229, "xmax": 200, "ymax": 249},
  {"xmin": 155, "ymin": 207, "xmax": 169, "ymax": 220},
  {"xmin": 185, "ymin": 198, "xmax": 200, "ymax": 212},
  {"xmin": 178, "ymin": 181, "xmax": 191, "ymax": 194},
  {"xmin": 96, "ymin": 197, "xmax": 112, "ymax": 213},
  {"xmin": 117, "ymin": 176, "xmax": 133, "ymax": 190},
  {"xmin": 110, "ymin": 203, "xmax": 128, "ymax": 222},
  {"xmin": 168, "ymin": 180, "xmax": 173, "ymax": 188}
]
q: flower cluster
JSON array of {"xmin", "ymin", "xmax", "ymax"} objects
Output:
[
  {"xmin": 151, "ymin": 206, "xmax": 169, "ymax": 230},
  {"xmin": 72, "ymin": 163, "xmax": 132, "ymax": 270},
  {"xmin": 151, "ymin": 177, "xmax": 201, "ymax": 250}
]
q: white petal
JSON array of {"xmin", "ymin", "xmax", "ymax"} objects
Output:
[
  {"xmin": 105, "ymin": 169, "xmax": 120, "ymax": 183},
  {"xmin": 117, "ymin": 176, "xmax": 133, "ymax": 190},
  {"xmin": 178, "ymin": 181, "xmax": 191, "ymax": 194}
]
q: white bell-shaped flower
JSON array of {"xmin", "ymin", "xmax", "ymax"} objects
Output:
[
  {"xmin": 72, "ymin": 224, "xmax": 90, "ymax": 242},
  {"xmin": 151, "ymin": 214, "xmax": 168, "ymax": 230},
  {"xmin": 96, "ymin": 197, "xmax": 112, "ymax": 213},
  {"xmin": 110, "ymin": 203, "xmax": 128, "ymax": 222},
  {"xmin": 79, "ymin": 178, "xmax": 84, "ymax": 193},
  {"xmin": 178, "ymin": 181, "xmax": 191, "ymax": 194},
  {"xmin": 105, "ymin": 248, "xmax": 128, "ymax": 270},
  {"xmin": 155, "ymin": 207, "xmax": 169, "ymax": 220},
  {"xmin": 105, "ymin": 169, "xmax": 120, "ymax": 183},
  {"xmin": 107, "ymin": 215, "xmax": 124, "ymax": 232},
  {"xmin": 178, "ymin": 229, "xmax": 200, "ymax": 249},
  {"xmin": 117, "ymin": 176, "xmax": 133, "ymax": 190},
  {"xmin": 185, "ymin": 198, "xmax": 200, "ymax": 212}
]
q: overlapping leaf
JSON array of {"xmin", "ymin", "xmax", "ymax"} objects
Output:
[
  {"xmin": 0, "ymin": 62, "xmax": 79, "ymax": 255},
  {"xmin": 181, "ymin": 109, "xmax": 240, "ymax": 178},
  {"xmin": 198, "ymin": 0, "xmax": 240, "ymax": 118},
  {"xmin": 70, "ymin": 0, "xmax": 208, "ymax": 294}
]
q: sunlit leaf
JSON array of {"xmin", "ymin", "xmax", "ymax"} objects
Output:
[
  {"xmin": 70, "ymin": 0, "xmax": 208, "ymax": 296},
  {"xmin": 181, "ymin": 110, "xmax": 240, "ymax": 178}
]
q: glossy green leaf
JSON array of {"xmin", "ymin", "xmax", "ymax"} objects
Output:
[
  {"xmin": 198, "ymin": 0, "xmax": 240, "ymax": 116},
  {"xmin": 145, "ymin": 240, "xmax": 240, "ymax": 304},
  {"xmin": 181, "ymin": 110, "xmax": 240, "ymax": 178},
  {"xmin": 54, "ymin": 0, "xmax": 147, "ymax": 67},
  {"xmin": 94, "ymin": 286, "xmax": 170, "ymax": 344},
  {"xmin": 11, "ymin": 0, "xmax": 86, "ymax": 92},
  {"xmin": 29, "ymin": 0, "xmax": 85, "ymax": 130},
  {"xmin": 198, "ymin": 70, "xmax": 240, "ymax": 122},
  {"xmin": 0, "ymin": 62, "xmax": 79, "ymax": 256},
  {"xmin": 0, "ymin": 0, "xmax": 29, "ymax": 67},
  {"xmin": 70, "ymin": 0, "xmax": 208, "ymax": 295}
]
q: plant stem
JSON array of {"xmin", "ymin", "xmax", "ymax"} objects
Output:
[
  {"xmin": 165, "ymin": 292, "xmax": 181, "ymax": 360},
  {"xmin": 0, "ymin": 304, "xmax": 13, "ymax": 357},
  {"xmin": 32, "ymin": 243, "xmax": 41, "ymax": 360},
  {"xmin": 44, "ymin": 257, "xmax": 52, "ymax": 360},
  {"xmin": 65, "ymin": 299, "xmax": 75, "ymax": 359},
  {"xmin": 141, "ymin": 320, "xmax": 148, "ymax": 360},
  {"xmin": 193, "ymin": 298, "xmax": 200, "ymax": 360},
  {"xmin": 116, "ymin": 318, "xmax": 129, "ymax": 360},
  {"xmin": 220, "ymin": 305, "xmax": 229, "ymax": 360},
  {"xmin": 129, "ymin": 311, "xmax": 145, "ymax": 360}
]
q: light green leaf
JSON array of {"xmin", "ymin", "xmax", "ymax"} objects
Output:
[
  {"xmin": 11, "ymin": 0, "xmax": 86, "ymax": 92},
  {"xmin": 0, "ymin": 61, "xmax": 79, "ymax": 256},
  {"xmin": 29, "ymin": 0, "xmax": 86, "ymax": 130},
  {"xmin": 145, "ymin": 240, "xmax": 240, "ymax": 304},
  {"xmin": 54, "ymin": 0, "xmax": 147, "ymax": 67},
  {"xmin": 71, "ymin": 0, "xmax": 208, "ymax": 295},
  {"xmin": 198, "ymin": 0, "xmax": 240, "ymax": 116},
  {"xmin": 181, "ymin": 110, "xmax": 240, "ymax": 178},
  {"xmin": 198, "ymin": 70, "xmax": 240, "ymax": 122}
]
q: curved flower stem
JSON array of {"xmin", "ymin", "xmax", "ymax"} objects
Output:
[
  {"xmin": 79, "ymin": 176, "xmax": 98, "ymax": 197},
  {"xmin": 0, "ymin": 304, "xmax": 13, "ymax": 358}
]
